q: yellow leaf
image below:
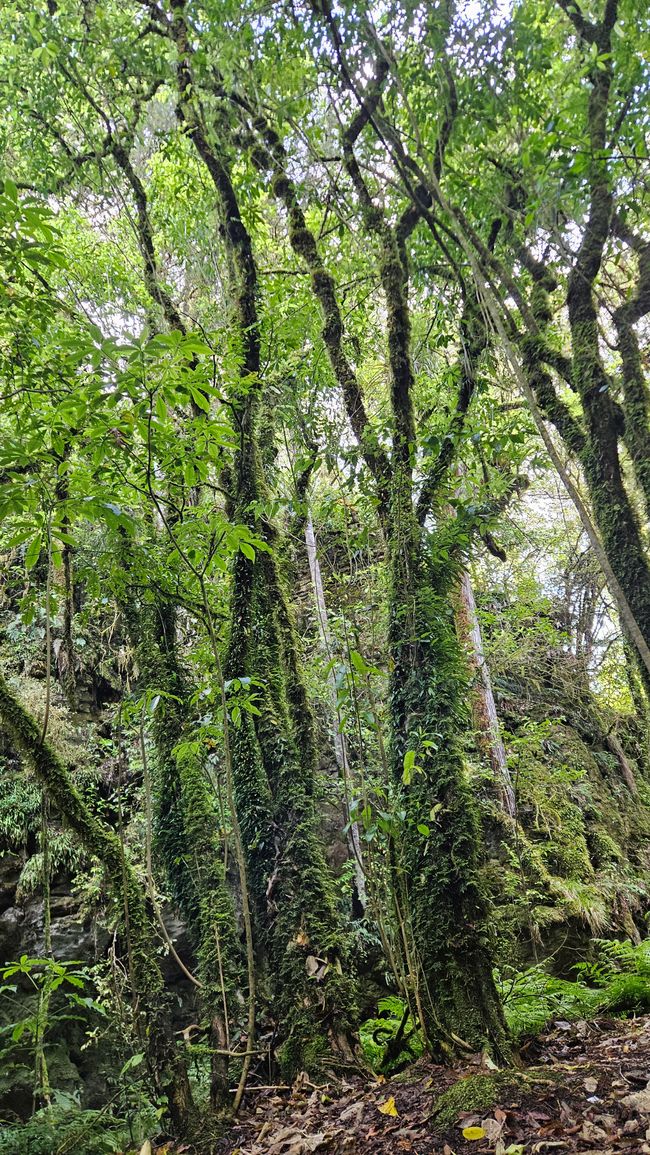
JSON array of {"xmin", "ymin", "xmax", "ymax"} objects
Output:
[
  {"xmin": 462, "ymin": 1126, "xmax": 486, "ymax": 1140},
  {"xmin": 378, "ymin": 1095, "xmax": 399, "ymax": 1117}
]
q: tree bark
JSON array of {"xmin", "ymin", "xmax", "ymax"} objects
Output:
[
  {"xmin": 304, "ymin": 511, "xmax": 367, "ymax": 911},
  {"xmin": 455, "ymin": 568, "xmax": 517, "ymax": 818}
]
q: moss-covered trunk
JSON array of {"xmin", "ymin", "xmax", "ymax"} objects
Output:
[
  {"xmin": 162, "ymin": 0, "xmax": 360, "ymax": 1072},
  {"xmin": 565, "ymin": 8, "xmax": 650, "ymax": 665},
  {"xmin": 224, "ymin": 521, "xmax": 358, "ymax": 1074},
  {"xmin": 387, "ymin": 489, "xmax": 510, "ymax": 1060},
  {"xmin": 124, "ymin": 594, "xmax": 241, "ymax": 1109}
]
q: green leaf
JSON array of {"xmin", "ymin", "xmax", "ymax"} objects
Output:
[
  {"xmin": 189, "ymin": 386, "xmax": 211, "ymax": 413},
  {"xmin": 24, "ymin": 534, "xmax": 42, "ymax": 572}
]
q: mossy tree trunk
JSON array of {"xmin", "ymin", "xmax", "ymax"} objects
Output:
[
  {"xmin": 226, "ymin": 542, "xmax": 358, "ymax": 1072},
  {"xmin": 387, "ymin": 469, "xmax": 510, "ymax": 1059},
  {"xmin": 166, "ymin": 0, "xmax": 358, "ymax": 1075},
  {"xmin": 555, "ymin": 0, "xmax": 650, "ymax": 673},
  {"xmin": 257, "ymin": 79, "xmax": 510, "ymax": 1057},
  {"xmin": 0, "ymin": 670, "xmax": 195, "ymax": 1134},
  {"xmin": 124, "ymin": 593, "xmax": 242, "ymax": 1108}
]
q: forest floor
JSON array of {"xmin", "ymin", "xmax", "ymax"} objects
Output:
[{"xmin": 197, "ymin": 1015, "xmax": 650, "ymax": 1155}]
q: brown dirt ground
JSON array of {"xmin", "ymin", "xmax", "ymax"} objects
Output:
[{"xmin": 162, "ymin": 1016, "xmax": 650, "ymax": 1154}]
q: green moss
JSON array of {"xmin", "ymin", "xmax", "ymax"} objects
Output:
[
  {"xmin": 224, "ymin": 494, "xmax": 358, "ymax": 1075},
  {"xmin": 433, "ymin": 1074, "xmax": 501, "ymax": 1126},
  {"xmin": 432, "ymin": 1071, "xmax": 560, "ymax": 1128},
  {"xmin": 122, "ymin": 593, "xmax": 242, "ymax": 1107},
  {"xmin": 0, "ymin": 671, "xmax": 194, "ymax": 1134},
  {"xmin": 275, "ymin": 1031, "xmax": 330, "ymax": 1081},
  {"xmin": 587, "ymin": 828, "xmax": 624, "ymax": 866},
  {"xmin": 387, "ymin": 530, "xmax": 510, "ymax": 1061}
]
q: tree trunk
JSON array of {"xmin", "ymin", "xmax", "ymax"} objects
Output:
[
  {"xmin": 455, "ymin": 568, "xmax": 516, "ymax": 818},
  {"xmin": 387, "ymin": 499, "xmax": 510, "ymax": 1061},
  {"xmin": 304, "ymin": 512, "xmax": 367, "ymax": 911},
  {"xmin": 225, "ymin": 536, "xmax": 359, "ymax": 1075},
  {"xmin": 125, "ymin": 595, "xmax": 241, "ymax": 1109}
]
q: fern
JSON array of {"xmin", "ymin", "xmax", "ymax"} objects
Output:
[
  {"xmin": 499, "ymin": 938, "xmax": 650, "ymax": 1039},
  {"xmin": 359, "ymin": 996, "xmax": 424, "ymax": 1073},
  {"xmin": 498, "ymin": 964, "xmax": 602, "ymax": 1038},
  {"xmin": 0, "ymin": 1108, "xmax": 125, "ymax": 1155}
]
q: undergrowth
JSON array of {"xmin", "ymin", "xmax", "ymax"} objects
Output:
[
  {"xmin": 499, "ymin": 938, "xmax": 650, "ymax": 1038},
  {"xmin": 360, "ymin": 938, "xmax": 650, "ymax": 1069},
  {"xmin": 0, "ymin": 1107, "xmax": 132, "ymax": 1155},
  {"xmin": 359, "ymin": 995, "xmax": 424, "ymax": 1073}
]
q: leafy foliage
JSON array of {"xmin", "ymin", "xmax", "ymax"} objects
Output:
[
  {"xmin": 500, "ymin": 940, "xmax": 650, "ymax": 1040},
  {"xmin": 359, "ymin": 996, "xmax": 424, "ymax": 1074}
]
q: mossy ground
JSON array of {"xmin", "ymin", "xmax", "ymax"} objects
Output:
[{"xmin": 431, "ymin": 1069, "xmax": 562, "ymax": 1127}]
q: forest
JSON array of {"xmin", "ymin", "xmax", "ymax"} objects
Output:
[{"xmin": 1, "ymin": 0, "xmax": 649, "ymax": 1152}]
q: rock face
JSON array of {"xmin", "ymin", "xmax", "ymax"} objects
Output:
[
  {"xmin": 1, "ymin": 886, "xmax": 108, "ymax": 965},
  {"xmin": 0, "ymin": 855, "xmax": 112, "ymax": 1119},
  {"xmin": 0, "ymin": 844, "xmax": 197, "ymax": 1119}
]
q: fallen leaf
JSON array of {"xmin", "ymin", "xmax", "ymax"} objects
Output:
[
  {"xmin": 462, "ymin": 1126, "xmax": 486, "ymax": 1140},
  {"xmin": 339, "ymin": 1102, "xmax": 364, "ymax": 1125},
  {"xmin": 378, "ymin": 1096, "xmax": 398, "ymax": 1117},
  {"xmin": 584, "ymin": 1077, "xmax": 598, "ymax": 1093},
  {"xmin": 481, "ymin": 1117, "xmax": 505, "ymax": 1142},
  {"xmin": 302, "ymin": 1136, "xmax": 327, "ymax": 1152},
  {"xmin": 622, "ymin": 1088, "xmax": 650, "ymax": 1113},
  {"xmin": 580, "ymin": 1121, "xmax": 608, "ymax": 1143}
]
